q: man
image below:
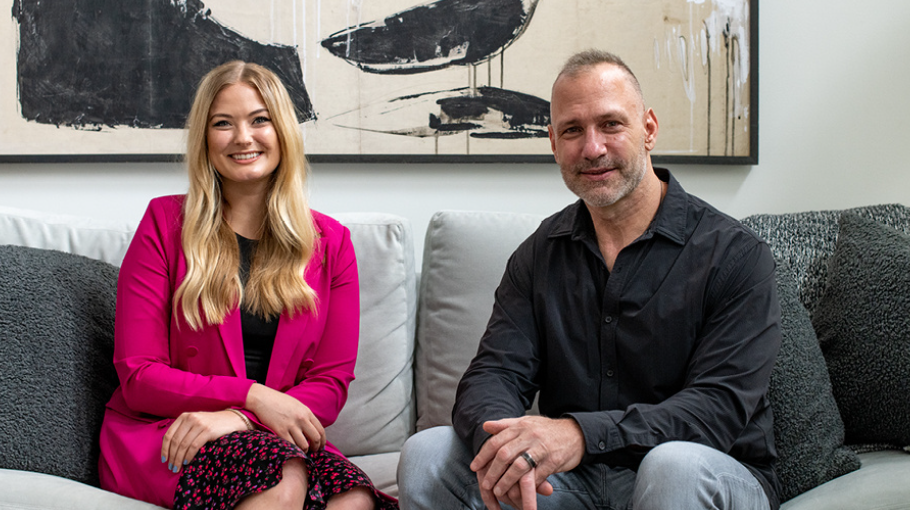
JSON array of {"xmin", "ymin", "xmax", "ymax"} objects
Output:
[{"xmin": 398, "ymin": 49, "xmax": 782, "ymax": 510}]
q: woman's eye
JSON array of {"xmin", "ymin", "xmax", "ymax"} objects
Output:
[
  {"xmin": 253, "ymin": 116, "xmax": 271, "ymax": 124},
  {"xmin": 212, "ymin": 120, "xmax": 230, "ymax": 128}
]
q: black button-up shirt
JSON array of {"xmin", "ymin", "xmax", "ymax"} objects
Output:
[{"xmin": 453, "ymin": 169, "xmax": 782, "ymax": 508}]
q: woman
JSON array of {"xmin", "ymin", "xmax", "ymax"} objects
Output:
[{"xmin": 98, "ymin": 61, "xmax": 397, "ymax": 510}]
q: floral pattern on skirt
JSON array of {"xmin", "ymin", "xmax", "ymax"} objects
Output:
[{"xmin": 174, "ymin": 430, "xmax": 398, "ymax": 510}]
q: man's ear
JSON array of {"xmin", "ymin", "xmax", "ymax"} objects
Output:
[
  {"xmin": 643, "ymin": 108, "xmax": 659, "ymax": 151},
  {"xmin": 548, "ymin": 124, "xmax": 559, "ymax": 163}
]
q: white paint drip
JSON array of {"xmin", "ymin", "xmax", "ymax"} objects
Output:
[
  {"xmin": 270, "ymin": 0, "xmax": 275, "ymax": 42},
  {"xmin": 653, "ymin": 38, "xmax": 661, "ymax": 69},
  {"xmin": 657, "ymin": 0, "xmax": 751, "ymax": 121},
  {"xmin": 677, "ymin": 36, "xmax": 696, "ymax": 103},
  {"xmin": 344, "ymin": 0, "xmax": 365, "ymax": 60},
  {"xmin": 316, "ymin": 0, "xmax": 322, "ymax": 59},
  {"xmin": 688, "ymin": 0, "xmax": 695, "ymax": 151},
  {"xmin": 702, "ymin": 0, "xmax": 749, "ymax": 80},
  {"xmin": 302, "ymin": 0, "xmax": 307, "ymax": 79},
  {"xmin": 649, "ymin": 0, "xmax": 752, "ymax": 155}
]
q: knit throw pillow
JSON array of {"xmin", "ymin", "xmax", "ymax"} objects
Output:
[
  {"xmin": 0, "ymin": 245, "xmax": 120, "ymax": 486},
  {"xmin": 769, "ymin": 263, "xmax": 860, "ymax": 502},
  {"xmin": 812, "ymin": 213, "xmax": 910, "ymax": 447}
]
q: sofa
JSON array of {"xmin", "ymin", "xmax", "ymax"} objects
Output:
[{"xmin": 1, "ymin": 202, "xmax": 908, "ymax": 510}]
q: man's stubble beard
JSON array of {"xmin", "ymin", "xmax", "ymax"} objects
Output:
[{"xmin": 560, "ymin": 139, "xmax": 649, "ymax": 209}]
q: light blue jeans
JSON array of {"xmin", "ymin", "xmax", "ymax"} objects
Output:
[{"xmin": 397, "ymin": 426, "xmax": 770, "ymax": 510}]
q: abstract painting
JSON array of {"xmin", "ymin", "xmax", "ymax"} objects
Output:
[{"xmin": 0, "ymin": 0, "xmax": 757, "ymax": 163}]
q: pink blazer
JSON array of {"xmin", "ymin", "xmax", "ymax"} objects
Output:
[{"xmin": 98, "ymin": 195, "xmax": 359, "ymax": 508}]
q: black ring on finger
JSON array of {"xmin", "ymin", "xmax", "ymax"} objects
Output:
[{"xmin": 520, "ymin": 451, "xmax": 537, "ymax": 469}]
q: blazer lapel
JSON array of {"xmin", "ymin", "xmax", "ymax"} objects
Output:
[
  {"xmin": 266, "ymin": 311, "xmax": 311, "ymax": 388},
  {"xmin": 219, "ymin": 309, "xmax": 247, "ymax": 378},
  {"xmin": 262, "ymin": 221, "xmax": 321, "ymax": 388}
]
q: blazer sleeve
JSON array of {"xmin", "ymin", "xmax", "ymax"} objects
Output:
[
  {"xmin": 283, "ymin": 222, "xmax": 360, "ymax": 428},
  {"xmin": 113, "ymin": 198, "xmax": 253, "ymax": 417}
]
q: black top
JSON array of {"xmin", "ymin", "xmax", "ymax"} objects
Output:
[
  {"xmin": 453, "ymin": 168, "xmax": 782, "ymax": 509},
  {"xmin": 237, "ymin": 234, "xmax": 279, "ymax": 385}
]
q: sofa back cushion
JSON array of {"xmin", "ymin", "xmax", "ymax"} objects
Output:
[
  {"xmin": 0, "ymin": 205, "xmax": 418, "ymax": 460},
  {"xmin": 415, "ymin": 210, "xmax": 544, "ymax": 430},
  {"xmin": 770, "ymin": 263, "xmax": 860, "ymax": 501},
  {"xmin": 326, "ymin": 213, "xmax": 418, "ymax": 456},
  {"xmin": 0, "ymin": 205, "xmax": 135, "ymax": 266},
  {"xmin": 0, "ymin": 245, "xmax": 120, "ymax": 486},
  {"xmin": 811, "ymin": 213, "xmax": 910, "ymax": 448},
  {"xmin": 740, "ymin": 203, "xmax": 910, "ymax": 316}
]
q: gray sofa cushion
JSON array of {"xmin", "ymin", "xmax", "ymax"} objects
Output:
[
  {"xmin": 770, "ymin": 263, "xmax": 860, "ymax": 502},
  {"xmin": 0, "ymin": 205, "xmax": 134, "ymax": 266},
  {"xmin": 0, "ymin": 208, "xmax": 415, "ymax": 494},
  {"xmin": 0, "ymin": 468, "xmax": 166, "ymax": 510},
  {"xmin": 812, "ymin": 213, "xmax": 910, "ymax": 447},
  {"xmin": 324, "ymin": 213, "xmax": 418, "ymax": 460},
  {"xmin": 415, "ymin": 210, "xmax": 544, "ymax": 430},
  {"xmin": 0, "ymin": 245, "xmax": 120, "ymax": 486},
  {"xmin": 780, "ymin": 451, "xmax": 910, "ymax": 510},
  {"xmin": 740, "ymin": 204, "xmax": 910, "ymax": 315}
]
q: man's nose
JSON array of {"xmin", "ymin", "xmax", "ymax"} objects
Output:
[{"xmin": 581, "ymin": 129, "xmax": 607, "ymax": 160}]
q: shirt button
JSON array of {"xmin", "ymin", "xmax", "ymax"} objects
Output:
[
  {"xmin": 598, "ymin": 441, "xmax": 606, "ymax": 450},
  {"xmin": 604, "ymin": 316, "xmax": 613, "ymax": 324},
  {"xmin": 606, "ymin": 370, "xmax": 614, "ymax": 377}
]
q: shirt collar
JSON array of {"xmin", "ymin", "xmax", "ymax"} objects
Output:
[{"xmin": 549, "ymin": 167, "xmax": 688, "ymax": 246}]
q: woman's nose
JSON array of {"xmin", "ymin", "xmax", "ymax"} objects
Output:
[{"xmin": 233, "ymin": 124, "xmax": 253, "ymax": 145}]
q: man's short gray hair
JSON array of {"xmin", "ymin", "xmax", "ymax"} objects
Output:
[{"xmin": 555, "ymin": 49, "xmax": 644, "ymax": 101}]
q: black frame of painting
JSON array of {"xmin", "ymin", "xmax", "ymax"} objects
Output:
[{"xmin": 1, "ymin": 0, "xmax": 758, "ymax": 165}]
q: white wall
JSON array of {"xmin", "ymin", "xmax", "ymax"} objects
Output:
[{"xmin": 2, "ymin": 0, "xmax": 909, "ymax": 263}]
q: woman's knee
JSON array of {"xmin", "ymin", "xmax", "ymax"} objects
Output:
[
  {"xmin": 326, "ymin": 486, "xmax": 376, "ymax": 510},
  {"xmin": 235, "ymin": 457, "xmax": 308, "ymax": 509},
  {"xmin": 270, "ymin": 458, "xmax": 309, "ymax": 505}
]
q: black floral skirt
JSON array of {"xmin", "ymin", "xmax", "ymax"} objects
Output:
[{"xmin": 173, "ymin": 430, "xmax": 398, "ymax": 510}]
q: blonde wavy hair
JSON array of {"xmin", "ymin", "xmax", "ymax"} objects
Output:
[{"xmin": 175, "ymin": 60, "xmax": 317, "ymax": 331}]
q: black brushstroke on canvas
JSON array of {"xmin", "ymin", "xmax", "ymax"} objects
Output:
[
  {"xmin": 321, "ymin": 0, "xmax": 539, "ymax": 74},
  {"xmin": 11, "ymin": 0, "xmax": 313, "ymax": 129},
  {"xmin": 433, "ymin": 87, "xmax": 549, "ymax": 138},
  {"xmin": 334, "ymin": 86, "xmax": 549, "ymax": 139}
]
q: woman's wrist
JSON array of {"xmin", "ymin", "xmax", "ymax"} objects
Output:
[
  {"xmin": 227, "ymin": 408, "xmax": 254, "ymax": 430},
  {"xmin": 245, "ymin": 382, "xmax": 265, "ymax": 413}
]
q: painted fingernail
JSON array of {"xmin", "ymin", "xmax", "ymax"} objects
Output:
[
  {"xmin": 172, "ymin": 465, "xmax": 179, "ymax": 473},
  {"xmin": 161, "ymin": 455, "xmax": 166, "ymax": 463},
  {"xmin": 183, "ymin": 460, "xmax": 188, "ymax": 465},
  {"xmin": 167, "ymin": 463, "xmax": 173, "ymax": 471}
]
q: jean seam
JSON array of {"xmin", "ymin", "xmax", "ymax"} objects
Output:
[{"xmin": 457, "ymin": 479, "xmax": 480, "ymax": 510}]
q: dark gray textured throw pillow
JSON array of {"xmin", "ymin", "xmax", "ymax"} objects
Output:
[
  {"xmin": 0, "ymin": 245, "xmax": 120, "ymax": 486},
  {"xmin": 769, "ymin": 263, "xmax": 860, "ymax": 502},
  {"xmin": 812, "ymin": 213, "xmax": 910, "ymax": 447}
]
